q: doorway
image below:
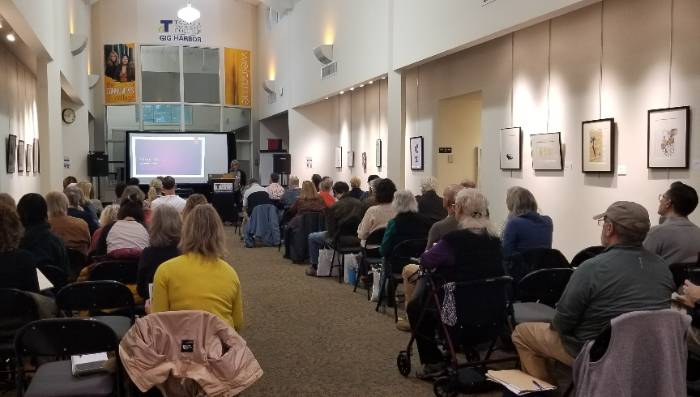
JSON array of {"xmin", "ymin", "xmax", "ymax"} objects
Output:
[{"xmin": 435, "ymin": 91, "xmax": 482, "ymax": 191}]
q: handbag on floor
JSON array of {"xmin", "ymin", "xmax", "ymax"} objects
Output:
[
  {"xmin": 317, "ymin": 248, "xmax": 340, "ymax": 277},
  {"xmin": 370, "ymin": 266, "xmax": 382, "ymax": 302},
  {"xmin": 343, "ymin": 254, "xmax": 359, "ymax": 284}
]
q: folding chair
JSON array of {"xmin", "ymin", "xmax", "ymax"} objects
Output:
[
  {"xmin": 376, "ymin": 238, "xmax": 427, "ymax": 322},
  {"xmin": 326, "ymin": 219, "xmax": 362, "ymax": 283},
  {"xmin": 56, "ymin": 281, "xmax": 135, "ymax": 340},
  {"xmin": 354, "ymin": 227, "xmax": 386, "ymax": 298},
  {"xmin": 511, "ymin": 268, "xmax": 573, "ymax": 325},
  {"xmin": 14, "ymin": 318, "xmax": 121, "ymax": 397},
  {"xmin": 36, "ymin": 263, "xmax": 68, "ymax": 294},
  {"xmin": 670, "ymin": 262, "xmax": 700, "ymax": 289},
  {"xmin": 66, "ymin": 248, "xmax": 87, "ymax": 281},
  {"xmin": 88, "ymin": 260, "xmax": 139, "ymax": 285},
  {"xmin": 0, "ymin": 289, "xmax": 40, "ymax": 391},
  {"xmin": 570, "ymin": 245, "xmax": 604, "ymax": 268},
  {"xmin": 505, "ymin": 248, "xmax": 570, "ymax": 283}
]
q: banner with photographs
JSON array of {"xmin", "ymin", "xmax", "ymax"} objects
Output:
[
  {"xmin": 224, "ymin": 48, "xmax": 251, "ymax": 107},
  {"xmin": 104, "ymin": 43, "xmax": 136, "ymax": 104}
]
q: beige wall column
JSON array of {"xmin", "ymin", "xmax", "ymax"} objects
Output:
[{"xmin": 36, "ymin": 59, "xmax": 64, "ymax": 193}]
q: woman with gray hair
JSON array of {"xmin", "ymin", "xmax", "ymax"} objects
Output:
[
  {"xmin": 502, "ymin": 186, "xmax": 553, "ymax": 257},
  {"xmin": 407, "ymin": 189, "xmax": 506, "ymax": 378},
  {"xmin": 379, "ymin": 190, "xmax": 431, "ymax": 258},
  {"xmin": 64, "ymin": 185, "xmax": 100, "ymax": 234},
  {"xmin": 417, "ymin": 176, "xmax": 447, "ymax": 224}
]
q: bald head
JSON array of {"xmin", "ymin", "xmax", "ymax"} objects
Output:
[{"xmin": 443, "ymin": 184, "xmax": 465, "ymax": 215}]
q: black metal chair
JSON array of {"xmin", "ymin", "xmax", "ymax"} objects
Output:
[
  {"xmin": 354, "ymin": 227, "xmax": 386, "ymax": 298},
  {"xmin": 376, "ymin": 238, "xmax": 427, "ymax": 322},
  {"xmin": 14, "ymin": 318, "xmax": 121, "ymax": 397},
  {"xmin": 66, "ymin": 248, "xmax": 88, "ymax": 281},
  {"xmin": 570, "ymin": 245, "xmax": 605, "ymax": 268},
  {"xmin": 56, "ymin": 281, "xmax": 135, "ymax": 340},
  {"xmin": 88, "ymin": 260, "xmax": 139, "ymax": 285},
  {"xmin": 511, "ymin": 268, "xmax": 573, "ymax": 325},
  {"xmin": 505, "ymin": 248, "xmax": 571, "ymax": 284},
  {"xmin": 326, "ymin": 219, "xmax": 362, "ymax": 283},
  {"xmin": 670, "ymin": 262, "xmax": 700, "ymax": 289},
  {"xmin": 36, "ymin": 263, "xmax": 68, "ymax": 294},
  {"xmin": 0, "ymin": 289, "xmax": 40, "ymax": 392},
  {"xmin": 283, "ymin": 211, "xmax": 326, "ymax": 262}
]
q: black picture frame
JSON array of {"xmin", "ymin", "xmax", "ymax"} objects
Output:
[
  {"xmin": 17, "ymin": 140, "xmax": 25, "ymax": 173},
  {"xmin": 375, "ymin": 139, "xmax": 382, "ymax": 168},
  {"xmin": 410, "ymin": 136, "xmax": 424, "ymax": 170},
  {"xmin": 499, "ymin": 127, "xmax": 522, "ymax": 170},
  {"xmin": 647, "ymin": 106, "xmax": 690, "ymax": 169},
  {"xmin": 581, "ymin": 118, "xmax": 615, "ymax": 173},
  {"xmin": 33, "ymin": 138, "xmax": 39, "ymax": 174},
  {"xmin": 6, "ymin": 134, "xmax": 17, "ymax": 173}
]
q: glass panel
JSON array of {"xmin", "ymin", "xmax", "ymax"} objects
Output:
[
  {"xmin": 185, "ymin": 105, "xmax": 220, "ymax": 131},
  {"xmin": 222, "ymin": 107, "xmax": 251, "ymax": 140},
  {"xmin": 183, "ymin": 47, "xmax": 220, "ymax": 103},
  {"xmin": 142, "ymin": 104, "xmax": 186, "ymax": 130},
  {"xmin": 141, "ymin": 45, "xmax": 181, "ymax": 102}
]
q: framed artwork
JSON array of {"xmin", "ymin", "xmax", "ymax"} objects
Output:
[
  {"xmin": 581, "ymin": 118, "xmax": 614, "ymax": 173},
  {"xmin": 17, "ymin": 140, "xmax": 25, "ymax": 173},
  {"xmin": 375, "ymin": 139, "xmax": 382, "ymax": 167},
  {"xmin": 530, "ymin": 132, "xmax": 563, "ymax": 170},
  {"xmin": 33, "ymin": 138, "xmax": 39, "ymax": 174},
  {"xmin": 499, "ymin": 127, "xmax": 522, "ymax": 170},
  {"xmin": 6, "ymin": 134, "xmax": 17, "ymax": 173},
  {"xmin": 334, "ymin": 146, "xmax": 342, "ymax": 168},
  {"xmin": 410, "ymin": 136, "xmax": 424, "ymax": 170},
  {"xmin": 26, "ymin": 144, "xmax": 32, "ymax": 173},
  {"xmin": 361, "ymin": 152, "xmax": 367, "ymax": 171},
  {"xmin": 347, "ymin": 150, "xmax": 355, "ymax": 167},
  {"xmin": 647, "ymin": 106, "xmax": 690, "ymax": 168}
]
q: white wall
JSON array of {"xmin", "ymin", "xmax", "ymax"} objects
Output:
[
  {"xmin": 62, "ymin": 97, "xmax": 90, "ymax": 180},
  {"xmin": 402, "ymin": 0, "xmax": 700, "ymax": 259}
]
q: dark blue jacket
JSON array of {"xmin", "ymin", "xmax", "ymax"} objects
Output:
[{"xmin": 502, "ymin": 211, "xmax": 553, "ymax": 257}]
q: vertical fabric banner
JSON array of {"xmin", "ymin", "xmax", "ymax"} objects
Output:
[
  {"xmin": 104, "ymin": 43, "xmax": 137, "ymax": 104},
  {"xmin": 224, "ymin": 48, "xmax": 251, "ymax": 107}
]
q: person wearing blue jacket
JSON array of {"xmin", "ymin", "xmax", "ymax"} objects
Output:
[{"xmin": 502, "ymin": 186, "xmax": 553, "ymax": 257}]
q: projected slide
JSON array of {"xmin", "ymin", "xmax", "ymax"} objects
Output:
[{"xmin": 132, "ymin": 136, "xmax": 205, "ymax": 178}]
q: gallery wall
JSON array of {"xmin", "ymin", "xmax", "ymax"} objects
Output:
[
  {"xmin": 403, "ymin": 0, "xmax": 700, "ymax": 259},
  {"xmin": 288, "ymin": 79, "xmax": 388, "ymax": 189}
]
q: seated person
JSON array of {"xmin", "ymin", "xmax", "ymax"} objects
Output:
[
  {"xmin": 644, "ymin": 181, "xmax": 700, "ymax": 264},
  {"xmin": 357, "ymin": 178, "xmax": 397, "ymax": 241},
  {"xmin": 311, "ymin": 173, "xmax": 322, "ymax": 192},
  {"xmin": 675, "ymin": 280, "xmax": 700, "ymax": 355},
  {"xmin": 46, "ymin": 191, "xmax": 91, "ymax": 256},
  {"xmin": 92, "ymin": 192, "xmax": 149, "ymax": 259},
  {"xmin": 426, "ymin": 184, "xmax": 465, "ymax": 247},
  {"xmin": 63, "ymin": 175, "xmax": 77, "ymax": 189},
  {"xmin": 318, "ymin": 179, "xmax": 336, "ymax": 207},
  {"xmin": 360, "ymin": 175, "xmax": 380, "ymax": 202},
  {"xmin": 77, "ymin": 181, "xmax": 102, "ymax": 220},
  {"xmin": 348, "ymin": 176, "xmax": 364, "ymax": 200},
  {"xmin": 137, "ymin": 205, "xmax": 181, "ymax": 300},
  {"xmin": 406, "ymin": 189, "xmax": 504, "ymax": 376},
  {"xmin": 65, "ymin": 185, "xmax": 99, "ymax": 234},
  {"xmin": 511, "ymin": 201, "xmax": 675, "ymax": 384},
  {"xmin": 0, "ymin": 204, "xmax": 39, "ymax": 292},
  {"xmin": 17, "ymin": 193, "xmax": 70, "ymax": 275},
  {"xmin": 243, "ymin": 179, "xmax": 273, "ymax": 216},
  {"xmin": 0, "ymin": 193, "xmax": 15, "ymax": 208},
  {"xmin": 266, "ymin": 173, "xmax": 285, "ymax": 201},
  {"xmin": 285, "ymin": 181, "xmax": 326, "ymax": 220},
  {"xmin": 151, "ymin": 176, "xmax": 186, "ymax": 213},
  {"xmin": 379, "ymin": 190, "xmax": 431, "ymax": 259},
  {"xmin": 181, "ymin": 193, "xmax": 207, "ymax": 221},
  {"xmin": 416, "ymin": 176, "xmax": 447, "ymax": 224},
  {"xmin": 145, "ymin": 178, "xmax": 163, "ymax": 208},
  {"xmin": 281, "ymin": 176, "xmax": 301, "ymax": 208},
  {"xmin": 91, "ymin": 204, "xmax": 119, "ymax": 252},
  {"xmin": 306, "ymin": 182, "xmax": 364, "ymax": 276},
  {"xmin": 151, "ymin": 204, "xmax": 244, "ymax": 331},
  {"xmin": 502, "ymin": 186, "xmax": 553, "ymax": 257}
]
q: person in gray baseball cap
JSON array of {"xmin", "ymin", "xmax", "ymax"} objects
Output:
[{"xmin": 511, "ymin": 201, "xmax": 674, "ymax": 384}]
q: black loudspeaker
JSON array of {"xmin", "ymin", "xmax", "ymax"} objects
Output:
[
  {"xmin": 273, "ymin": 153, "xmax": 291, "ymax": 174},
  {"xmin": 87, "ymin": 152, "xmax": 109, "ymax": 177}
]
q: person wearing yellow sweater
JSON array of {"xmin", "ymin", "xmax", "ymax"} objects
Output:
[{"xmin": 151, "ymin": 204, "xmax": 244, "ymax": 331}]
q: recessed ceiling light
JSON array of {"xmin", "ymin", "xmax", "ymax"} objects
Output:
[
  {"xmin": 350, "ymin": 87, "xmax": 355, "ymax": 91},
  {"xmin": 368, "ymin": 81, "xmax": 374, "ymax": 84},
  {"xmin": 359, "ymin": 84, "xmax": 365, "ymax": 88},
  {"xmin": 339, "ymin": 91, "xmax": 345, "ymax": 95},
  {"xmin": 381, "ymin": 75, "xmax": 386, "ymax": 79},
  {"xmin": 324, "ymin": 97, "xmax": 329, "ymax": 100},
  {"xmin": 6, "ymin": 32, "xmax": 16, "ymax": 42}
]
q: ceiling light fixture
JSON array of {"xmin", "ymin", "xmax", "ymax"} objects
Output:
[
  {"xmin": 6, "ymin": 32, "xmax": 16, "ymax": 42},
  {"xmin": 359, "ymin": 84, "xmax": 365, "ymax": 88},
  {"xmin": 339, "ymin": 91, "xmax": 345, "ymax": 95},
  {"xmin": 349, "ymin": 87, "xmax": 355, "ymax": 91},
  {"xmin": 368, "ymin": 80, "xmax": 374, "ymax": 84},
  {"xmin": 324, "ymin": 97, "xmax": 329, "ymax": 100},
  {"xmin": 177, "ymin": 2, "xmax": 201, "ymax": 23},
  {"xmin": 0, "ymin": 19, "xmax": 3, "ymax": 29}
]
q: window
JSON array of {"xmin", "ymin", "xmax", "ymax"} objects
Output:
[
  {"xmin": 183, "ymin": 47, "xmax": 220, "ymax": 103},
  {"xmin": 141, "ymin": 46, "xmax": 181, "ymax": 102}
]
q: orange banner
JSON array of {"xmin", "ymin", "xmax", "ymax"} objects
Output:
[
  {"xmin": 224, "ymin": 48, "xmax": 252, "ymax": 107},
  {"xmin": 104, "ymin": 43, "xmax": 136, "ymax": 104}
]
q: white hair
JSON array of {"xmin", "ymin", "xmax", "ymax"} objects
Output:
[
  {"xmin": 420, "ymin": 176, "xmax": 439, "ymax": 193},
  {"xmin": 455, "ymin": 188, "xmax": 497, "ymax": 236},
  {"xmin": 392, "ymin": 190, "xmax": 418, "ymax": 213}
]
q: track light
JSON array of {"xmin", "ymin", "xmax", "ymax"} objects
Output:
[
  {"xmin": 368, "ymin": 81, "xmax": 374, "ymax": 84},
  {"xmin": 339, "ymin": 91, "xmax": 345, "ymax": 95},
  {"xmin": 6, "ymin": 32, "xmax": 16, "ymax": 42}
]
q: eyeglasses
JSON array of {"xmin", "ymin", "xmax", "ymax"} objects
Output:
[
  {"xmin": 658, "ymin": 194, "xmax": 666, "ymax": 201},
  {"xmin": 597, "ymin": 217, "xmax": 607, "ymax": 226}
]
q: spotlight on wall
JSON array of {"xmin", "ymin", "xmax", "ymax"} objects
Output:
[
  {"xmin": 263, "ymin": 79, "xmax": 277, "ymax": 95},
  {"xmin": 70, "ymin": 33, "xmax": 88, "ymax": 56},
  {"xmin": 312, "ymin": 44, "xmax": 334, "ymax": 65},
  {"xmin": 177, "ymin": 2, "xmax": 201, "ymax": 23},
  {"xmin": 324, "ymin": 97, "xmax": 329, "ymax": 100},
  {"xmin": 0, "ymin": 18, "xmax": 3, "ymax": 29},
  {"xmin": 6, "ymin": 32, "xmax": 15, "ymax": 42},
  {"xmin": 349, "ymin": 87, "xmax": 354, "ymax": 91}
]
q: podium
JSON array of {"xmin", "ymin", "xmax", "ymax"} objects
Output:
[{"xmin": 210, "ymin": 177, "xmax": 238, "ymax": 224}]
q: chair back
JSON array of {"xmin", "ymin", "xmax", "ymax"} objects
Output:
[
  {"xmin": 56, "ymin": 281, "xmax": 135, "ymax": 319},
  {"xmin": 36, "ymin": 263, "xmax": 68, "ymax": 292},
  {"xmin": 246, "ymin": 191, "xmax": 273, "ymax": 216},
  {"xmin": 447, "ymin": 276, "xmax": 513, "ymax": 347},
  {"xmin": 89, "ymin": 259, "xmax": 139, "ymax": 284},
  {"xmin": 66, "ymin": 248, "xmax": 87, "ymax": 279},
  {"xmin": 506, "ymin": 248, "xmax": 570, "ymax": 283},
  {"xmin": 670, "ymin": 262, "xmax": 700, "ymax": 289},
  {"xmin": 388, "ymin": 238, "xmax": 427, "ymax": 273},
  {"xmin": 0, "ymin": 289, "xmax": 40, "ymax": 347},
  {"xmin": 363, "ymin": 227, "xmax": 386, "ymax": 258},
  {"xmin": 570, "ymin": 245, "xmax": 605, "ymax": 267},
  {"xmin": 515, "ymin": 268, "xmax": 573, "ymax": 307},
  {"xmin": 15, "ymin": 317, "xmax": 118, "ymax": 359}
]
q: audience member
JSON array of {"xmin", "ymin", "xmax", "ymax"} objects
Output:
[
  {"xmin": 512, "ymin": 201, "xmax": 674, "ymax": 384},
  {"xmin": 426, "ymin": 184, "xmax": 465, "ymax": 247},
  {"xmin": 151, "ymin": 176, "xmax": 186, "ymax": 213},
  {"xmin": 114, "ymin": 182, "xmax": 127, "ymax": 203},
  {"xmin": 242, "ymin": 178, "xmax": 266, "ymax": 208},
  {"xmin": 17, "ymin": 193, "xmax": 70, "ymax": 275},
  {"xmin": 306, "ymin": 181, "xmax": 364, "ymax": 276},
  {"xmin": 357, "ymin": 178, "xmax": 397, "ymax": 241},
  {"xmin": 311, "ymin": 174, "xmax": 322, "ymax": 192},
  {"xmin": 416, "ymin": 176, "xmax": 447, "ymax": 224},
  {"xmin": 281, "ymin": 176, "xmax": 301, "ymax": 208},
  {"xmin": 0, "ymin": 192, "xmax": 15, "ymax": 208},
  {"xmin": 127, "ymin": 177, "xmax": 140, "ymax": 186},
  {"xmin": 62, "ymin": 176, "xmax": 77, "ymax": 189},
  {"xmin": 644, "ymin": 181, "xmax": 700, "ymax": 264},
  {"xmin": 0, "ymin": 204, "xmax": 39, "ymax": 292},
  {"xmin": 406, "ymin": 189, "xmax": 504, "ymax": 376},
  {"xmin": 676, "ymin": 280, "xmax": 700, "ymax": 354},
  {"xmin": 146, "ymin": 178, "xmax": 163, "ymax": 206},
  {"xmin": 285, "ymin": 181, "xmax": 326, "ymax": 219},
  {"xmin": 460, "ymin": 179, "xmax": 476, "ymax": 189},
  {"xmin": 93, "ymin": 192, "xmax": 149, "ymax": 258},
  {"xmin": 46, "ymin": 191, "xmax": 91, "ymax": 256},
  {"xmin": 65, "ymin": 185, "xmax": 99, "ymax": 234},
  {"xmin": 361, "ymin": 174, "xmax": 380, "ymax": 202},
  {"xmin": 502, "ymin": 186, "xmax": 553, "ymax": 257},
  {"xmin": 379, "ymin": 190, "xmax": 431, "ymax": 258},
  {"xmin": 92, "ymin": 204, "xmax": 119, "ymax": 252},
  {"xmin": 122, "ymin": 185, "xmax": 146, "ymax": 201},
  {"xmin": 349, "ymin": 176, "xmax": 364, "ymax": 200},
  {"xmin": 77, "ymin": 181, "xmax": 103, "ymax": 216},
  {"xmin": 151, "ymin": 204, "xmax": 244, "ymax": 331},
  {"xmin": 266, "ymin": 173, "xmax": 285, "ymax": 200},
  {"xmin": 182, "ymin": 194, "xmax": 208, "ymax": 221},
  {"xmin": 318, "ymin": 179, "xmax": 336, "ymax": 207},
  {"xmin": 137, "ymin": 205, "xmax": 181, "ymax": 300}
]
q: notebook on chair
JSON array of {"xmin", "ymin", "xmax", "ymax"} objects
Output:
[{"xmin": 71, "ymin": 353, "xmax": 109, "ymax": 377}]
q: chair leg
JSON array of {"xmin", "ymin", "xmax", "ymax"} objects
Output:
[
  {"xmin": 338, "ymin": 254, "xmax": 345, "ymax": 283},
  {"xmin": 375, "ymin": 273, "xmax": 387, "ymax": 312},
  {"xmin": 353, "ymin": 261, "xmax": 362, "ymax": 292},
  {"xmin": 329, "ymin": 249, "xmax": 337, "ymax": 277}
]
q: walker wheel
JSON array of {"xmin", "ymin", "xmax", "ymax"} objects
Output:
[
  {"xmin": 433, "ymin": 376, "xmax": 457, "ymax": 397},
  {"xmin": 396, "ymin": 351, "xmax": 411, "ymax": 377}
]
